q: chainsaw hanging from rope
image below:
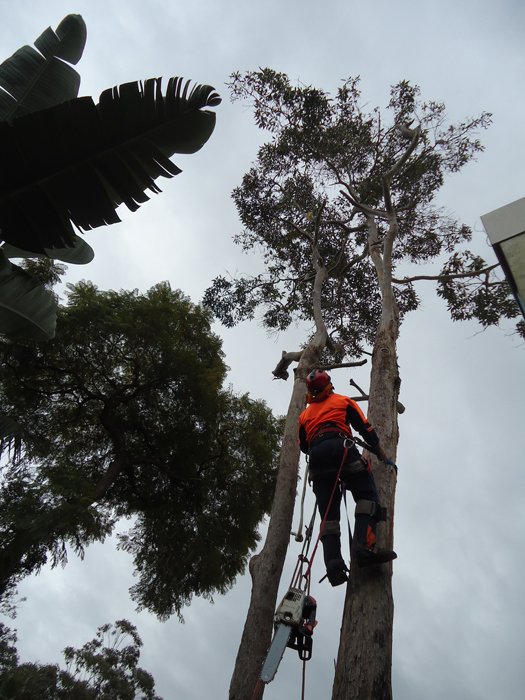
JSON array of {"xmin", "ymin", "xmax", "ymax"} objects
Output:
[
  {"xmin": 255, "ymin": 497, "xmax": 318, "ymax": 691},
  {"xmin": 260, "ymin": 587, "xmax": 317, "ymax": 684},
  {"xmin": 255, "ymin": 444, "xmax": 354, "ymax": 693}
]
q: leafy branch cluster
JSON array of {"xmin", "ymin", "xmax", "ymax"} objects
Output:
[
  {"xmin": 205, "ymin": 69, "xmax": 521, "ymax": 352},
  {"xmin": 0, "ymin": 282, "xmax": 283, "ymax": 619},
  {"xmin": 0, "ymin": 620, "xmax": 162, "ymax": 699},
  {"xmin": 436, "ymin": 250, "xmax": 520, "ymax": 327}
]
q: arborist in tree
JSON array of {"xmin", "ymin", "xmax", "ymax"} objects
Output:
[{"xmin": 298, "ymin": 370, "xmax": 397, "ymax": 586}]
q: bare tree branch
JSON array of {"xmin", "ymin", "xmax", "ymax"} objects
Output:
[
  {"xmin": 326, "ymin": 335, "xmax": 344, "ymax": 356},
  {"xmin": 392, "ymin": 263, "xmax": 499, "ymax": 284},
  {"xmin": 349, "ymin": 394, "xmax": 406, "ymax": 414},
  {"xmin": 287, "ymin": 220, "xmax": 314, "ymax": 244},
  {"xmin": 382, "ymin": 124, "xmax": 421, "ymax": 213},
  {"xmin": 340, "ymin": 189, "xmax": 389, "ymax": 220},
  {"xmin": 313, "ymin": 200, "xmax": 326, "ymax": 250},
  {"xmin": 336, "ymin": 244, "xmax": 370, "ymax": 299},
  {"xmin": 367, "ymin": 214, "xmax": 384, "ymax": 286},
  {"xmin": 321, "ymin": 360, "xmax": 367, "ymax": 370},
  {"xmin": 273, "ymin": 355, "xmax": 367, "ymax": 380},
  {"xmin": 323, "ymin": 219, "xmax": 366, "ymax": 234},
  {"xmin": 272, "ymin": 351, "xmax": 304, "ymax": 380}
]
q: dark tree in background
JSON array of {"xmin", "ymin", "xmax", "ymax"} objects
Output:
[
  {"xmin": 204, "ymin": 69, "xmax": 518, "ymax": 700},
  {"xmin": 0, "ymin": 619, "xmax": 162, "ymax": 699},
  {"xmin": 0, "ymin": 280, "xmax": 282, "ymax": 619}
]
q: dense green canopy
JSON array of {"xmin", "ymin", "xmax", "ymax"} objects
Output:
[
  {"xmin": 0, "ymin": 281, "xmax": 282, "ymax": 618},
  {"xmin": 0, "ymin": 619, "xmax": 162, "ymax": 699}
]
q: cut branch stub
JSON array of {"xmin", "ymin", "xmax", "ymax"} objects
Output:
[
  {"xmin": 350, "ymin": 378, "xmax": 405, "ymax": 413},
  {"xmin": 272, "ymin": 350, "xmax": 303, "ymax": 380},
  {"xmin": 351, "ymin": 395, "xmax": 405, "ymax": 414},
  {"xmin": 321, "ymin": 360, "xmax": 367, "ymax": 371}
]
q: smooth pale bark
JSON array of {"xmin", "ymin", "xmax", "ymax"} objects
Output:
[
  {"xmin": 331, "ymin": 131, "xmax": 417, "ymax": 699},
  {"xmin": 331, "ymin": 321, "xmax": 400, "ymax": 700},
  {"xmin": 228, "ymin": 341, "xmax": 325, "ymax": 700},
  {"xmin": 229, "ymin": 218, "xmax": 331, "ymax": 700}
]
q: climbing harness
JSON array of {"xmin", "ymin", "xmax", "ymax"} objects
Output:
[
  {"xmin": 304, "ymin": 434, "xmax": 397, "ymax": 582},
  {"xmin": 252, "ymin": 438, "xmax": 398, "ymax": 699}
]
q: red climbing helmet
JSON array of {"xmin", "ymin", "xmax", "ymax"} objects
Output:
[{"xmin": 305, "ymin": 369, "xmax": 331, "ymax": 396}]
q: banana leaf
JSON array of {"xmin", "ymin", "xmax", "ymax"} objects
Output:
[
  {"xmin": 1, "ymin": 235, "xmax": 94, "ymax": 265},
  {"xmin": 0, "ymin": 77, "xmax": 221, "ymax": 253},
  {"xmin": 0, "ymin": 249, "xmax": 56, "ymax": 340},
  {"xmin": 0, "ymin": 14, "xmax": 86, "ymax": 123}
]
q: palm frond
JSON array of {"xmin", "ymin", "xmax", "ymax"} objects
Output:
[
  {"xmin": 0, "ymin": 77, "xmax": 221, "ymax": 253},
  {"xmin": 0, "ymin": 14, "xmax": 86, "ymax": 123},
  {"xmin": 0, "ymin": 250, "xmax": 56, "ymax": 340},
  {"xmin": 2, "ymin": 235, "xmax": 94, "ymax": 265}
]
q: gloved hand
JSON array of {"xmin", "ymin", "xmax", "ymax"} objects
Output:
[{"xmin": 376, "ymin": 445, "xmax": 388, "ymax": 462}]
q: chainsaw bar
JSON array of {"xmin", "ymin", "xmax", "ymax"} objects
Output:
[{"xmin": 260, "ymin": 623, "xmax": 292, "ymax": 683}]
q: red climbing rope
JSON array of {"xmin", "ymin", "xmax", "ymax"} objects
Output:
[{"xmin": 301, "ymin": 656, "xmax": 307, "ymax": 700}]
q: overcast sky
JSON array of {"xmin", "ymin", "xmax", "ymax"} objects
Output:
[{"xmin": 1, "ymin": 1, "xmax": 524, "ymax": 699}]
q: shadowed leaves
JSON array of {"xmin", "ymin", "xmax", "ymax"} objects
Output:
[{"xmin": 0, "ymin": 282, "xmax": 281, "ymax": 617}]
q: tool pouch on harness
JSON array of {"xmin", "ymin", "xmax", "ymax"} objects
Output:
[
  {"xmin": 355, "ymin": 499, "xmax": 387, "ymax": 522},
  {"xmin": 341, "ymin": 456, "xmax": 367, "ymax": 478},
  {"xmin": 307, "ymin": 427, "xmax": 364, "ymax": 481}
]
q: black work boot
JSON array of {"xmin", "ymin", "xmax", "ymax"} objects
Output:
[
  {"xmin": 354, "ymin": 545, "xmax": 397, "ymax": 568},
  {"xmin": 326, "ymin": 558, "xmax": 349, "ymax": 586}
]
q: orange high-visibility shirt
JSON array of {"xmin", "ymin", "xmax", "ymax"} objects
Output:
[{"xmin": 298, "ymin": 392, "xmax": 378, "ymax": 449}]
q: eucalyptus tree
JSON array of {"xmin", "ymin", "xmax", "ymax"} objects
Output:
[
  {"xmin": 223, "ymin": 200, "xmax": 368, "ymax": 700},
  {"xmin": 0, "ymin": 281, "xmax": 282, "ymax": 619},
  {"xmin": 0, "ymin": 14, "xmax": 220, "ymax": 346},
  {"xmin": 204, "ymin": 69, "xmax": 516, "ymax": 700},
  {"xmin": 0, "ymin": 619, "xmax": 162, "ymax": 699}
]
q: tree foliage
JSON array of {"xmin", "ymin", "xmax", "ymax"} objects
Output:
[
  {"xmin": 210, "ymin": 69, "xmax": 520, "ymax": 700},
  {"xmin": 0, "ymin": 14, "xmax": 220, "ymax": 343},
  {"xmin": 204, "ymin": 69, "xmax": 522, "ymax": 350},
  {"xmin": 0, "ymin": 619, "xmax": 162, "ymax": 699},
  {"xmin": 0, "ymin": 282, "xmax": 282, "ymax": 618}
]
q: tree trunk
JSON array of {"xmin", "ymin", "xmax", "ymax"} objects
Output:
[
  {"xmin": 228, "ymin": 340, "xmax": 325, "ymax": 700},
  {"xmin": 229, "ymin": 215, "xmax": 333, "ymax": 700},
  {"xmin": 331, "ymin": 320, "xmax": 400, "ymax": 700}
]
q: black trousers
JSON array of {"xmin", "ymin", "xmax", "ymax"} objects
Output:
[{"xmin": 309, "ymin": 437, "xmax": 380, "ymax": 565}]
